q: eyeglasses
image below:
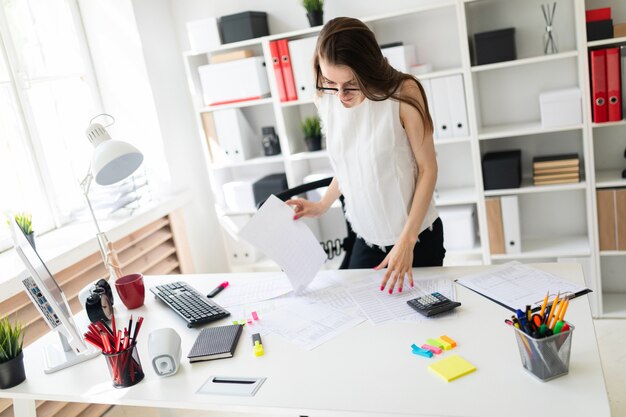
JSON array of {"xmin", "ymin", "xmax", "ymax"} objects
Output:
[{"xmin": 317, "ymin": 86, "xmax": 361, "ymax": 99}]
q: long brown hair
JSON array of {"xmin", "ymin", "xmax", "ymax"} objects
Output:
[{"xmin": 314, "ymin": 17, "xmax": 433, "ymax": 134}]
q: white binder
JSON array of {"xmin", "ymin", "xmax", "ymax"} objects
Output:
[
  {"xmin": 213, "ymin": 109, "xmax": 259, "ymax": 162},
  {"xmin": 430, "ymin": 77, "xmax": 453, "ymax": 140},
  {"xmin": 500, "ymin": 195, "xmax": 522, "ymax": 254},
  {"xmin": 288, "ymin": 36, "xmax": 318, "ymax": 100},
  {"xmin": 419, "ymin": 78, "xmax": 436, "ymax": 134},
  {"xmin": 446, "ymin": 75, "xmax": 469, "ymax": 138}
]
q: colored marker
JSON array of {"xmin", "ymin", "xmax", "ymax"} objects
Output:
[{"xmin": 207, "ymin": 281, "xmax": 229, "ymax": 298}]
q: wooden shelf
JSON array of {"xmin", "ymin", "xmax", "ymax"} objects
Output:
[
  {"xmin": 490, "ymin": 235, "xmax": 590, "ymax": 260},
  {"xmin": 601, "ymin": 293, "xmax": 626, "ymax": 318},
  {"xmin": 211, "ymin": 154, "xmax": 285, "ymax": 169},
  {"xmin": 199, "ymin": 97, "xmax": 273, "ymax": 113},
  {"xmin": 591, "ymin": 119, "xmax": 626, "ymax": 129},
  {"xmin": 587, "ymin": 36, "xmax": 626, "ymax": 48},
  {"xmin": 595, "ymin": 170, "xmax": 626, "ymax": 189},
  {"xmin": 484, "ymin": 179, "xmax": 586, "ymax": 197},
  {"xmin": 478, "ymin": 121, "xmax": 583, "ymax": 140},
  {"xmin": 471, "ymin": 51, "xmax": 578, "ymax": 73},
  {"xmin": 289, "ymin": 150, "xmax": 328, "ymax": 161}
]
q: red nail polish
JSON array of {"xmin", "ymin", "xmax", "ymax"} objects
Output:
[
  {"xmin": 399, "ymin": 288, "xmax": 403, "ymax": 293},
  {"xmin": 410, "ymin": 283, "xmax": 414, "ymax": 288},
  {"xmin": 380, "ymin": 286, "xmax": 384, "ymax": 291},
  {"xmin": 388, "ymin": 289, "xmax": 393, "ymax": 294}
]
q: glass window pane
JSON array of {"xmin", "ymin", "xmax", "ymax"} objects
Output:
[
  {"xmin": 26, "ymin": 77, "xmax": 97, "ymax": 218},
  {"xmin": 0, "ymin": 85, "xmax": 55, "ymax": 250},
  {"xmin": 2, "ymin": 0, "xmax": 84, "ymax": 78},
  {"xmin": 0, "ymin": 46, "xmax": 9, "ymax": 82}
]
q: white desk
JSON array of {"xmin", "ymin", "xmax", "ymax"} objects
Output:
[{"xmin": 0, "ymin": 264, "xmax": 610, "ymax": 417}]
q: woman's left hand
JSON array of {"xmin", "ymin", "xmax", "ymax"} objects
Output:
[{"xmin": 376, "ymin": 235, "xmax": 416, "ymax": 294}]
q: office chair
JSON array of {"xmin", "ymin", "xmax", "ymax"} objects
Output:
[{"xmin": 261, "ymin": 177, "xmax": 356, "ymax": 269}]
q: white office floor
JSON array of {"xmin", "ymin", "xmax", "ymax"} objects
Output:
[{"xmin": 104, "ymin": 319, "xmax": 626, "ymax": 417}]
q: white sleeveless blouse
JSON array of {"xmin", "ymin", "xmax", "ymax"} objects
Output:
[{"xmin": 318, "ymin": 94, "xmax": 439, "ymax": 247}]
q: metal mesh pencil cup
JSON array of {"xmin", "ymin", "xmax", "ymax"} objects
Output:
[
  {"xmin": 512, "ymin": 323, "xmax": 574, "ymax": 382},
  {"xmin": 103, "ymin": 344, "xmax": 145, "ymax": 388}
]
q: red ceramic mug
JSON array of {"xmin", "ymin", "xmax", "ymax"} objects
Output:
[{"xmin": 115, "ymin": 274, "xmax": 145, "ymax": 309}]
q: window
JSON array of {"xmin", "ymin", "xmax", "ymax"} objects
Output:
[{"xmin": 0, "ymin": 0, "xmax": 151, "ymax": 252}]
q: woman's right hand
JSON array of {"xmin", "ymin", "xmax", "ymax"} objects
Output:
[{"xmin": 285, "ymin": 198, "xmax": 327, "ymax": 220}]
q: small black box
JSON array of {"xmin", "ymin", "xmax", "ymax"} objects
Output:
[
  {"xmin": 482, "ymin": 150, "xmax": 522, "ymax": 190},
  {"xmin": 586, "ymin": 19, "xmax": 613, "ymax": 42},
  {"xmin": 220, "ymin": 11, "xmax": 269, "ymax": 44},
  {"xmin": 474, "ymin": 28, "xmax": 516, "ymax": 65},
  {"xmin": 253, "ymin": 173, "xmax": 288, "ymax": 206}
]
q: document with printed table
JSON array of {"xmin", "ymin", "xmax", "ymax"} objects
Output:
[
  {"xmin": 187, "ymin": 324, "xmax": 244, "ymax": 363},
  {"xmin": 455, "ymin": 262, "xmax": 591, "ymax": 312}
]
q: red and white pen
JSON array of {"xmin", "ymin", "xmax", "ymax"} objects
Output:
[{"xmin": 207, "ymin": 281, "xmax": 229, "ymax": 298}]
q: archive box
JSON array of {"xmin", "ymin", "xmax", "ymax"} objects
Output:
[
  {"xmin": 482, "ymin": 150, "xmax": 522, "ymax": 190},
  {"xmin": 539, "ymin": 87, "xmax": 582, "ymax": 128},
  {"xmin": 220, "ymin": 11, "xmax": 269, "ymax": 44},
  {"xmin": 474, "ymin": 28, "xmax": 516, "ymax": 65},
  {"xmin": 198, "ymin": 56, "xmax": 270, "ymax": 106}
]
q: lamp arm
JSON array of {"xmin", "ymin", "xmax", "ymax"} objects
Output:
[{"xmin": 80, "ymin": 170, "xmax": 122, "ymax": 281}]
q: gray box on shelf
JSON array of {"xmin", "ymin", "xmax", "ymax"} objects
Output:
[
  {"xmin": 220, "ymin": 11, "xmax": 269, "ymax": 44},
  {"xmin": 473, "ymin": 28, "xmax": 516, "ymax": 65},
  {"xmin": 438, "ymin": 205, "xmax": 476, "ymax": 250},
  {"xmin": 539, "ymin": 87, "xmax": 582, "ymax": 128},
  {"xmin": 482, "ymin": 150, "xmax": 522, "ymax": 190}
]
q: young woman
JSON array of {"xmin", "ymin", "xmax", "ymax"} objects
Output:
[{"xmin": 287, "ymin": 17, "xmax": 445, "ymax": 294}]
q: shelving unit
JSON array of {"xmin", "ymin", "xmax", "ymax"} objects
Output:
[{"xmin": 182, "ymin": 0, "xmax": 626, "ymax": 317}]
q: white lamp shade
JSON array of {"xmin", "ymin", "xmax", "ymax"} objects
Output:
[{"xmin": 92, "ymin": 139, "xmax": 143, "ymax": 186}]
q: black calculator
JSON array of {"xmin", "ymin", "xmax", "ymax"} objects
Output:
[{"xmin": 407, "ymin": 292, "xmax": 461, "ymax": 317}]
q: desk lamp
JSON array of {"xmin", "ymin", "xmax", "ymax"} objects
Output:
[{"xmin": 80, "ymin": 114, "xmax": 143, "ymax": 283}]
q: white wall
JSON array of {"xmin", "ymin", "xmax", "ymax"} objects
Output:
[{"xmin": 79, "ymin": 0, "xmax": 228, "ymax": 273}]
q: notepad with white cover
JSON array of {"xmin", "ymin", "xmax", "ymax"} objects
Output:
[{"xmin": 187, "ymin": 324, "xmax": 243, "ymax": 363}]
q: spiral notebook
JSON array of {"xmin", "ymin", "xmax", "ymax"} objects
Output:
[{"xmin": 187, "ymin": 324, "xmax": 244, "ymax": 363}]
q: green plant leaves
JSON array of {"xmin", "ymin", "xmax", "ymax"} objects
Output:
[
  {"xmin": 0, "ymin": 316, "xmax": 24, "ymax": 363},
  {"xmin": 14, "ymin": 212, "xmax": 33, "ymax": 235},
  {"xmin": 301, "ymin": 116, "xmax": 321, "ymax": 138},
  {"xmin": 302, "ymin": 0, "xmax": 323, "ymax": 13}
]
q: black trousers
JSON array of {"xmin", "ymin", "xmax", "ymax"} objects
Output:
[{"xmin": 341, "ymin": 217, "xmax": 445, "ymax": 269}]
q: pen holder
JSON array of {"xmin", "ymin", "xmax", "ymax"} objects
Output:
[
  {"xmin": 103, "ymin": 345, "xmax": 145, "ymax": 388},
  {"xmin": 512, "ymin": 323, "xmax": 574, "ymax": 382}
]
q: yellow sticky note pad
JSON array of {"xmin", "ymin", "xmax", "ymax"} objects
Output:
[{"xmin": 427, "ymin": 354, "xmax": 476, "ymax": 382}]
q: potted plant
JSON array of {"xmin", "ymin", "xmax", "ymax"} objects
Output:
[
  {"xmin": 14, "ymin": 212, "xmax": 35, "ymax": 249},
  {"xmin": 303, "ymin": 0, "xmax": 324, "ymax": 27},
  {"xmin": 301, "ymin": 116, "xmax": 322, "ymax": 151},
  {"xmin": 0, "ymin": 316, "xmax": 25, "ymax": 389}
]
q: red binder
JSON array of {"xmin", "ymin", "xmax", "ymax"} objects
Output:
[
  {"xmin": 269, "ymin": 40, "xmax": 287, "ymax": 102},
  {"xmin": 590, "ymin": 49, "xmax": 608, "ymax": 123},
  {"xmin": 277, "ymin": 39, "xmax": 298, "ymax": 101},
  {"xmin": 606, "ymin": 47, "xmax": 622, "ymax": 122}
]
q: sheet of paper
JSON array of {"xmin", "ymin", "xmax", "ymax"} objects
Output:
[
  {"xmin": 455, "ymin": 261, "xmax": 590, "ymax": 311},
  {"xmin": 214, "ymin": 274, "xmax": 293, "ymax": 307},
  {"xmin": 238, "ymin": 195, "xmax": 327, "ymax": 294},
  {"xmin": 344, "ymin": 272, "xmax": 456, "ymax": 324},
  {"xmin": 253, "ymin": 299, "xmax": 364, "ymax": 350}
]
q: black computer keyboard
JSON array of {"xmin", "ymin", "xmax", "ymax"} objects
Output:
[{"xmin": 150, "ymin": 281, "xmax": 230, "ymax": 327}]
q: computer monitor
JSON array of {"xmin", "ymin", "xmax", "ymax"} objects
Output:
[{"xmin": 10, "ymin": 219, "xmax": 98, "ymax": 373}]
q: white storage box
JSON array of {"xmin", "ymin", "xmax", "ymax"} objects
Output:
[
  {"xmin": 438, "ymin": 205, "xmax": 476, "ymax": 250},
  {"xmin": 198, "ymin": 56, "xmax": 270, "ymax": 106},
  {"xmin": 539, "ymin": 87, "xmax": 582, "ymax": 128},
  {"xmin": 222, "ymin": 180, "xmax": 257, "ymax": 212},
  {"xmin": 381, "ymin": 45, "xmax": 416, "ymax": 73},
  {"xmin": 186, "ymin": 18, "xmax": 221, "ymax": 52},
  {"xmin": 220, "ymin": 214, "xmax": 261, "ymax": 265}
]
